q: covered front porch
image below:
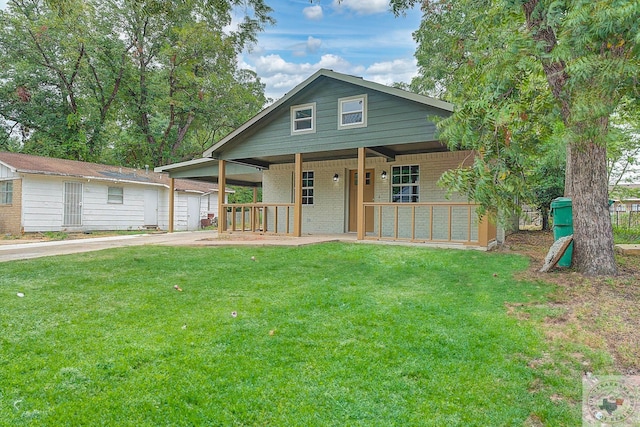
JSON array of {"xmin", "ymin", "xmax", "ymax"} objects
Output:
[{"xmin": 159, "ymin": 147, "xmax": 497, "ymax": 249}]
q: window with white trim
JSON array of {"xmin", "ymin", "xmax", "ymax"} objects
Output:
[
  {"xmin": 291, "ymin": 103, "xmax": 316, "ymax": 134},
  {"xmin": 302, "ymin": 171, "xmax": 314, "ymax": 205},
  {"xmin": 391, "ymin": 165, "xmax": 419, "ymax": 203},
  {"xmin": 338, "ymin": 95, "xmax": 367, "ymax": 129},
  {"xmin": 0, "ymin": 181, "xmax": 13, "ymax": 205},
  {"xmin": 108, "ymin": 186, "xmax": 123, "ymax": 204}
]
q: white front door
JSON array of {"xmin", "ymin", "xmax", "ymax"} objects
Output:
[
  {"xmin": 63, "ymin": 182, "xmax": 83, "ymax": 227},
  {"xmin": 144, "ymin": 189, "xmax": 158, "ymax": 227},
  {"xmin": 187, "ymin": 195, "xmax": 201, "ymax": 230}
]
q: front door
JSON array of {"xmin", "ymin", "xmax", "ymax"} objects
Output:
[
  {"xmin": 144, "ymin": 189, "xmax": 158, "ymax": 227},
  {"xmin": 63, "ymin": 182, "xmax": 83, "ymax": 227},
  {"xmin": 348, "ymin": 169, "xmax": 374, "ymax": 232},
  {"xmin": 187, "ymin": 195, "xmax": 201, "ymax": 230}
]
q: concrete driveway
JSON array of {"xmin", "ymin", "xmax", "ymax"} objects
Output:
[{"xmin": 0, "ymin": 231, "xmax": 344, "ymax": 263}]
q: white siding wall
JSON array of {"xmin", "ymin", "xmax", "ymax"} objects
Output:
[
  {"xmin": 20, "ymin": 175, "xmax": 169, "ymax": 232},
  {"xmin": 171, "ymin": 192, "xmax": 216, "ymax": 231},
  {"xmin": 21, "ymin": 176, "xmax": 65, "ymax": 231},
  {"xmin": 263, "ymin": 151, "xmax": 475, "ymax": 236},
  {"xmin": 158, "ymin": 190, "xmax": 220, "ymax": 231},
  {"xmin": 0, "ymin": 163, "xmax": 17, "ymax": 178},
  {"xmin": 16, "ymin": 174, "xmax": 223, "ymax": 233}
]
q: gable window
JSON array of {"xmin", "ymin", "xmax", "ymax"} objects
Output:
[
  {"xmin": 302, "ymin": 171, "xmax": 314, "ymax": 205},
  {"xmin": 0, "ymin": 181, "xmax": 12, "ymax": 205},
  {"xmin": 291, "ymin": 103, "xmax": 316, "ymax": 134},
  {"xmin": 391, "ymin": 165, "xmax": 419, "ymax": 203},
  {"xmin": 108, "ymin": 186, "xmax": 123, "ymax": 204},
  {"xmin": 338, "ymin": 95, "xmax": 367, "ymax": 129}
]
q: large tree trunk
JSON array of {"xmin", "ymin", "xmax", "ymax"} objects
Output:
[{"xmin": 569, "ymin": 140, "xmax": 617, "ymax": 276}]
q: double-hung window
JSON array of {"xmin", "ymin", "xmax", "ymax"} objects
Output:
[
  {"xmin": 338, "ymin": 95, "xmax": 367, "ymax": 129},
  {"xmin": 108, "ymin": 186, "xmax": 123, "ymax": 204},
  {"xmin": 391, "ymin": 165, "xmax": 419, "ymax": 203},
  {"xmin": 0, "ymin": 181, "xmax": 13, "ymax": 205},
  {"xmin": 291, "ymin": 103, "xmax": 316, "ymax": 134}
]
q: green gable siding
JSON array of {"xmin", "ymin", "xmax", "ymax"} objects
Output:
[{"xmin": 217, "ymin": 78, "xmax": 447, "ymax": 160}]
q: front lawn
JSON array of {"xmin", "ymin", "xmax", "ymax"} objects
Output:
[{"xmin": 0, "ymin": 243, "xmax": 602, "ymax": 425}]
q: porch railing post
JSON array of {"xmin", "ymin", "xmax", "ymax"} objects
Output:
[{"xmin": 477, "ymin": 214, "xmax": 497, "ymax": 247}]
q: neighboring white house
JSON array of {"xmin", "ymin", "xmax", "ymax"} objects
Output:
[{"xmin": 0, "ymin": 152, "xmax": 231, "ymax": 235}]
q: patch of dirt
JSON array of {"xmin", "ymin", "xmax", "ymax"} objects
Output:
[{"xmin": 500, "ymin": 231, "xmax": 640, "ymax": 374}]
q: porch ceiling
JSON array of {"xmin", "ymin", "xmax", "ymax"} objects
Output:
[
  {"xmin": 155, "ymin": 158, "xmax": 263, "ymax": 186},
  {"xmin": 230, "ymin": 140, "xmax": 449, "ymax": 168},
  {"xmin": 156, "ymin": 140, "xmax": 448, "ymax": 185}
]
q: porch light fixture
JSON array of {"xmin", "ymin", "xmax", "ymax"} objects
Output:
[
  {"xmin": 381, "ymin": 170, "xmax": 388, "ymax": 180},
  {"xmin": 333, "ymin": 173, "xmax": 339, "ymax": 182}
]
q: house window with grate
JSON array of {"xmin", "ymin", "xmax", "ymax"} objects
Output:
[
  {"xmin": 391, "ymin": 165, "xmax": 419, "ymax": 203},
  {"xmin": 0, "ymin": 181, "xmax": 13, "ymax": 205}
]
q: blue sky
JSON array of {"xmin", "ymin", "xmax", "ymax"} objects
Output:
[
  {"xmin": 239, "ymin": 1, "xmax": 423, "ymax": 100},
  {"xmin": 0, "ymin": 0, "xmax": 423, "ymax": 100}
]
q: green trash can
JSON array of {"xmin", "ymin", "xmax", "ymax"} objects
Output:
[{"xmin": 550, "ymin": 197, "xmax": 573, "ymax": 267}]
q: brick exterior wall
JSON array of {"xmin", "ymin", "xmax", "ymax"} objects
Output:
[
  {"xmin": 263, "ymin": 151, "xmax": 477, "ymax": 237},
  {"xmin": 0, "ymin": 178, "xmax": 22, "ymax": 236}
]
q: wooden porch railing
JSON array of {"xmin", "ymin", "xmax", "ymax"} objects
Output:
[
  {"xmin": 219, "ymin": 201, "xmax": 496, "ymax": 247},
  {"xmin": 221, "ymin": 203, "xmax": 295, "ymax": 235},
  {"xmin": 363, "ymin": 202, "xmax": 492, "ymax": 246}
]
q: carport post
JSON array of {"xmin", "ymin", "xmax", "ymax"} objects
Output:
[
  {"xmin": 218, "ymin": 160, "xmax": 226, "ymax": 232},
  {"xmin": 169, "ymin": 178, "xmax": 175, "ymax": 233}
]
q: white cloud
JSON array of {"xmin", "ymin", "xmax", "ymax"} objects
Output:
[
  {"xmin": 365, "ymin": 58, "xmax": 419, "ymax": 86},
  {"xmin": 303, "ymin": 5, "xmax": 323, "ymax": 21},
  {"xmin": 306, "ymin": 36, "xmax": 322, "ymax": 54},
  {"xmin": 243, "ymin": 52, "xmax": 417, "ymax": 101},
  {"xmin": 245, "ymin": 53, "xmax": 354, "ymax": 99},
  {"xmin": 291, "ymin": 36, "xmax": 323, "ymax": 57},
  {"xmin": 331, "ymin": 0, "xmax": 390, "ymax": 15}
]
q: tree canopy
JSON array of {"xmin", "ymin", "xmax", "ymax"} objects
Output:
[
  {"xmin": 0, "ymin": 0, "xmax": 273, "ymax": 167},
  {"xmin": 391, "ymin": 0, "xmax": 640, "ymax": 276}
]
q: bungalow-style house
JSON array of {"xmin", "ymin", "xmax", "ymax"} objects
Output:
[
  {"xmin": 156, "ymin": 69, "xmax": 497, "ymax": 248},
  {"xmin": 0, "ymin": 152, "xmax": 231, "ymax": 235}
]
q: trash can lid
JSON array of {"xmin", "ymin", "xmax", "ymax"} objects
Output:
[{"xmin": 551, "ymin": 197, "xmax": 572, "ymax": 208}]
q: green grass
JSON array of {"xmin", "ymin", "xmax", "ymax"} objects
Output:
[
  {"xmin": 0, "ymin": 243, "xmax": 592, "ymax": 425},
  {"xmin": 613, "ymin": 225, "xmax": 640, "ymax": 244}
]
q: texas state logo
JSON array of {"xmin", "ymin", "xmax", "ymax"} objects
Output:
[{"xmin": 583, "ymin": 375, "xmax": 639, "ymax": 426}]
